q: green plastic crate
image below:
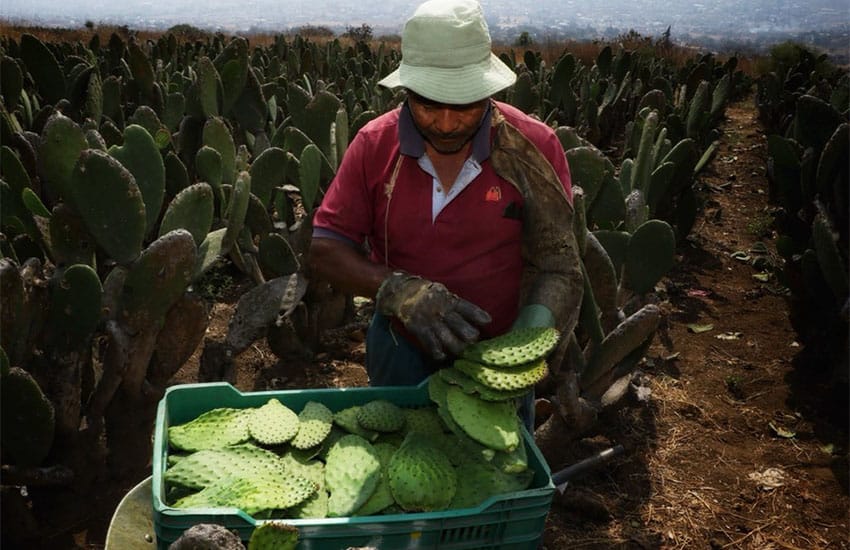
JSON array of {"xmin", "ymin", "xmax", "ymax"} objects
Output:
[{"xmin": 152, "ymin": 381, "xmax": 555, "ymax": 549}]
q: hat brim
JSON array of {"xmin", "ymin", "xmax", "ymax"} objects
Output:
[{"xmin": 377, "ymin": 53, "xmax": 516, "ymax": 105}]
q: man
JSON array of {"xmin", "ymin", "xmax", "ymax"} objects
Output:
[{"xmin": 308, "ymin": 0, "xmax": 583, "ymax": 402}]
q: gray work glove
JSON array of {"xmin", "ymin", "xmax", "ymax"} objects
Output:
[{"xmin": 375, "ymin": 272, "xmax": 492, "ymax": 361}]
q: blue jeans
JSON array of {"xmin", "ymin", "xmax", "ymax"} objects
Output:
[
  {"xmin": 366, "ymin": 312, "xmax": 535, "ymax": 433},
  {"xmin": 365, "ymin": 312, "xmax": 443, "ymax": 386}
]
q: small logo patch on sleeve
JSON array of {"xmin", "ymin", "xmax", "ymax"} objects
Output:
[{"xmin": 485, "ymin": 186, "xmax": 502, "ymax": 202}]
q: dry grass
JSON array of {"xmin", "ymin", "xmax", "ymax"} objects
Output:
[
  {"xmin": 0, "ymin": 19, "xmax": 406, "ymax": 50},
  {"xmin": 0, "ymin": 21, "xmax": 150, "ymax": 45},
  {"xmin": 634, "ymin": 360, "xmax": 837, "ymax": 550}
]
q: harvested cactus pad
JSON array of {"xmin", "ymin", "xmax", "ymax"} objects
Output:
[
  {"xmin": 428, "ymin": 376, "xmax": 497, "ymax": 463},
  {"xmin": 172, "ymin": 469, "xmax": 316, "ymax": 514},
  {"xmin": 492, "ymin": 437, "xmax": 529, "ymax": 474},
  {"xmin": 168, "ymin": 408, "xmax": 251, "ymax": 451},
  {"xmin": 357, "ymin": 399, "xmax": 406, "ymax": 432},
  {"xmin": 428, "ymin": 431, "xmax": 482, "ymax": 466},
  {"xmin": 450, "ymin": 461, "xmax": 534, "ymax": 509},
  {"xmin": 279, "ymin": 452, "xmax": 325, "ymax": 490},
  {"xmin": 445, "ymin": 386, "xmax": 521, "ymax": 452},
  {"xmin": 374, "ymin": 431, "xmax": 406, "ymax": 448},
  {"xmin": 388, "ymin": 433, "xmax": 457, "ymax": 512},
  {"xmin": 279, "ymin": 450, "xmax": 328, "ymax": 519},
  {"xmin": 453, "ymin": 358, "xmax": 548, "ymax": 391},
  {"xmin": 288, "ymin": 486, "xmax": 329, "ymax": 519},
  {"xmin": 463, "ymin": 327, "xmax": 560, "ymax": 367},
  {"xmin": 355, "ymin": 442, "xmax": 398, "ymax": 516},
  {"xmin": 401, "ymin": 406, "xmax": 446, "ymax": 437},
  {"xmin": 317, "ymin": 427, "xmax": 347, "ymax": 461},
  {"xmin": 290, "ymin": 401, "xmax": 333, "ymax": 450},
  {"xmin": 248, "ymin": 399, "xmax": 299, "ymax": 445},
  {"xmin": 164, "ymin": 443, "xmax": 286, "ymax": 491},
  {"xmin": 324, "ymin": 434, "xmax": 382, "ymax": 517},
  {"xmin": 438, "ymin": 367, "xmax": 530, "ymax": 402},
  {"xmin": 247, "ymin": 521, "xmax": 299, "ymax": 550},
  {"xmin": 333, "ymin": 406, "xmax": 379, "ymax": 441}
]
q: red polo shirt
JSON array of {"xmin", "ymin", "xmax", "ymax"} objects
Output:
[{"xmin": 313, "ymin": 100, "xmax": 572, "ymax": 338}]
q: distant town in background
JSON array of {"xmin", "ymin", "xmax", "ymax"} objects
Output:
[{"xmin": 2, "ymin": 0, "xmax": 848, "ymax": 62}]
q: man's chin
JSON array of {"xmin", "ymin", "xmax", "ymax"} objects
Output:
[{"xmin": 428, "ymin": 139, "xmax": 468, "ymax": 155}]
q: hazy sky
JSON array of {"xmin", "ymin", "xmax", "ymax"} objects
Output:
[{"xmin": 1, "ymin": 0, "xmax": 847, "ymax": 34}]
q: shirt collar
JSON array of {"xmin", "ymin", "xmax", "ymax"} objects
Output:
[{"xmin": 398, "ymin": 101, "xmax": 492, "ymax": 163}]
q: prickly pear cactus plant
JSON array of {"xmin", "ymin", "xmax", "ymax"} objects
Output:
[
  {"xmin": 1, "ymin": 366, "xmax": 55, "ymax": 467},
  {"xmin": 66, "ymin": 149, "xmax": 146, "ymax": 264},
  {"xmin": 3, "ymin": 28, "xmax": 759, "ymax": 545},
  {"xmin": 763, "ymin": 91, "xmax": 848, "ymax": 388},
  {"xmin": 158, "ymin": 182, "xmax": 215, "ymax": 246}
]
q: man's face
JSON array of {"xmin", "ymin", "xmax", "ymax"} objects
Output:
[{"xmin": 407, "ymin": 92, "xmax": 489, "ymax": 155}]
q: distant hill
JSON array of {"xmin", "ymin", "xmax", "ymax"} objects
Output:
[{"xmin": 1, "ymin": 0, "xmax": 847, "ymax": 61}]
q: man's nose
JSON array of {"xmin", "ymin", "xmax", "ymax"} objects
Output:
[{"xmin": 433, "ymin": 108, "xmax": 460, "ymax": 133}]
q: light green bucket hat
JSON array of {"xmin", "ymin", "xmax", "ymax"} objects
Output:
[{"xmin": 378, "ymin": 0, "xmax": 517, "ymax": 105}]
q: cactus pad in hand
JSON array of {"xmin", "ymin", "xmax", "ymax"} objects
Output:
[
  {"xmin": 462, "ymin": 327, "xmax": 560, "ymax": 367},
  {"xmin": 454, "ymin": 358, "xmax": 548, "ymax": 392},
  {"xmin": 437, "ymin": 367, "xmax": 530, "ymax": 402}
]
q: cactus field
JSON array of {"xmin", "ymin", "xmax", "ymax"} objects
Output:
[{"xmin": 0, "ymin": 27, "xmax": 847, "ymax": 549}]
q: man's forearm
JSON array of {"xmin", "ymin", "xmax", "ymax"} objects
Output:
[{"xmin": 307, "ymin": 237, "xmax": 391, "ymax": 298}]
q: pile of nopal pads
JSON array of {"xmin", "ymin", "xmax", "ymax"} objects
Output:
[{"xmin": 162, "ymin": 327, "xmax": 559, "ymax": 519}]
